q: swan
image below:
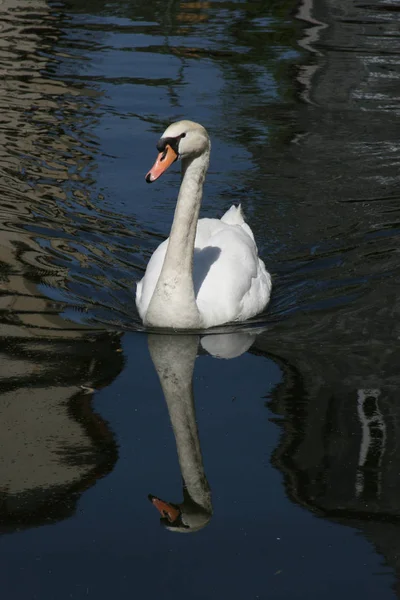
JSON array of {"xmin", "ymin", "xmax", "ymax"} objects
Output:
[{"xmin": 136, "ymin": 120, "xmax": 272, "ymax": 329}]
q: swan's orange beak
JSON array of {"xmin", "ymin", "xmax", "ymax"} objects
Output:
[
  {"xmin": 145, "ymin": 144, "xmax": 178, "ymax": 183},
  {"xmin": 148, "ymin": 495, "xmax": 181, "ymax": 523}
]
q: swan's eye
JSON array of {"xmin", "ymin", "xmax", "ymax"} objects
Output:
[{"xmin": 180, "ymin": 133, "xmax": 186, "ymax": 138}]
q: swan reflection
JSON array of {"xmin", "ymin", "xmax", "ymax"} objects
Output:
[{"xmin": 147, "ymin": 330, "xmax": 259, "ymax": 532}]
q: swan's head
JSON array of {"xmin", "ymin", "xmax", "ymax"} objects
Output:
[
  {"xmin": 148, "ymin": 493, "xmax": 212, "ymax": 534},
  {"xmin": 145, "ymin": 120, "xmax": 210, "ymax": 183}
]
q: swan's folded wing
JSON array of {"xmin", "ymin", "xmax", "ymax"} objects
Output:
[{"xmin": 194, "ymin": 225, "xmax": 271, "ymax": 327}]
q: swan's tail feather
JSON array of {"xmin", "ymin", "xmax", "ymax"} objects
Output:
[{"xmin": 221, "ymin": 204, "xmax": 245, "ymax": 225}]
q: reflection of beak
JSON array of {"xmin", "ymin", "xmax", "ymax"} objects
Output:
[
  {"xmin": 145, "ymin": 144, "xmax": 178, "ymax": 183},
  {"xmin": 148, "ymin": 494, "xmax": 181, "ymax": 523}
]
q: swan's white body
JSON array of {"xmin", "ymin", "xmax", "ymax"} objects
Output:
[{"xmin": 136, "ymin": 120, "xmax": 271, "ymax": 329}]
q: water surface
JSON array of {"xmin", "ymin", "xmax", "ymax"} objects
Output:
[{"xmin": 1, "ymin": 0, "xmax": 400, "ymax": 598}]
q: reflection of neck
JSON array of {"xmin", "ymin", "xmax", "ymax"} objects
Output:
[
  {"xmin": 148, "ymin": 334, "xmax": 211, "ymax": 513},
  {"xmin": 145, "ymin": 151, "xmax": 209, "ymax": 329}
]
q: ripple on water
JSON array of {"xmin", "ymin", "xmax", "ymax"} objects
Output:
[{"xmin": 1, "ymin": 0, "xmax": 400, "ymax": 339}]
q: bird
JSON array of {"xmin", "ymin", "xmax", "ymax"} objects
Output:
[{"xmin": 136, "ymin": 120, "xmax": 272, "ymax": 329}]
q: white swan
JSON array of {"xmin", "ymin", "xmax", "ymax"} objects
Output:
[{"xmin": 136, "ymin": 120, "xmax": 272, "ymax": 329}]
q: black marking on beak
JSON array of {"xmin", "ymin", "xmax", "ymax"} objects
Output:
[{"xmin": 156, "ymin": 132, "xmax": 186, "ymax": 155}]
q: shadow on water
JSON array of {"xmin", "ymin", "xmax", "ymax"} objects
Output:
[{"xmin": 1, "ymin": 0, "xmax": 400, "ymax": 597}]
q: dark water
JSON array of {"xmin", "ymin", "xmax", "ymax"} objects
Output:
[{"xmin": 1, "ymin": 0, "xmax": 400, "ymax": 597}]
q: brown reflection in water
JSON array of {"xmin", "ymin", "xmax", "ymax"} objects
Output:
[
  {"xmin": 174, "ymin": 1, "xmax": 210, "ymax": 26},
  {"xmin": 0, "ymin": 0, "xmax": 124, "ymax": 534},
  {"xmin": 0, "ymin": 0, "xmax": 132, "ymax": 326},
  {"xmin": 0, "ymin": 332, "xmax": 124, "ymax": 533},
  {"xmin": 0, "ymin": 0, "xmax": 79, "ymax": 321}
]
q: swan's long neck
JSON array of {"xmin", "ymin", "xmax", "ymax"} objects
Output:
[
  {"xmin": 145, "ymin": 151, "xmax": 210, "ymax": 329},
  {"xmin": 148, "ymin": 335, "xmax": 212, "ymax": 513}
]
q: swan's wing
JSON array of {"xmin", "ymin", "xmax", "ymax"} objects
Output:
[
  {"xmin": 135, "ymin": 239, "xmax": 168, "ymax": 320},
  {"xmin": 194, "ymin": 222, "xmax": 271, "ymax": 327},
  {"xmin": 195, "ymin": 205, "xmax": 254, "ymax": 247}
]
